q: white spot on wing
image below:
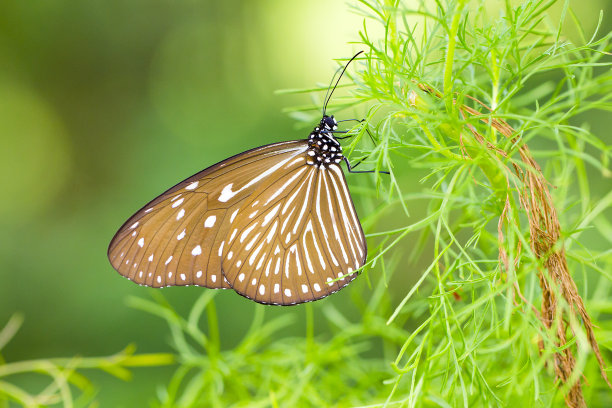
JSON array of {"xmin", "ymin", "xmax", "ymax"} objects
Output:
[
  {"xmin": 204, "ymin": 215, "xmax": 216, "ymax": 228},
  {"xmin": 265, "ymin": 220, "xmax": 278, "ymax": 244},
  {"xmin": 262, "ymin": 204, "xmax": 281, "ymax": 227},
  {"xmin": 264, "ymin": 167, "xmax": 307, "ymax": 206},
  {"xmin": 265, "ymin": 258, "xmax": 273, "ymax": 277},
  {"xmin": 290, "ymin": 244, "xmax": 301, "ymax": 276},
  {"xmin": 282, "ymin": 172, "xmax": 313, "ymax": 216},
  {"xmin": 281, "ymin": 206, "xmax": 296, "ymax": 233},
  {"xmin": 240, "ymin": 222, "xmax": 258, "ymax": 243},
  {"xmin": 259, "ymin": 285, "xmax": 265, "ymax": 295},
  {"xmin": 284, "ymin": 253, "xmax": 291, "ymax": 279},
  {"xmin": 249, "ymin": 241, "xmax": 265, "ymax": 266},
  {"xmin": 196, "ymin": 270, "xmax": 203, "ymax": 278},
  {"xmin": 303, "ymin": 221, "xmax": 316, "ymax": 274},
  {"xmin": 302, "ymin": 284, "xmax": 308, "ymax": 294},
  {"xmin": 291, "ymin": 171, "xmax": 315, "ymax": 234},
  {"xmin": 274, "ymin": 283, "xmax": 280, "ymax": 293},
  {"xmin": 138, "ymin": 238, "xmax": 144, "ymax": 247},
  {"xmin": 219, "ymin": 184, "xmax": 237, "ymax": 202},
  {"xmin": 192, "ymin": 245, "xmax": 202, "ymax": 256},
  {"xmin": 284, "ymin": 288, "xmax": 292, "ymax": 297},
  {"xmin": 239, "ymin": 273, "xmax": 245, "ymax": 282},
  {"xmin": 176, "ymin": 208, "xmax": 185, "ymax": 220},
  {"xmin": 185, "ymin": 181, "xmax": 199, "ymax": 190},
  {"xmin": 246, "ymin": 232, "xmax": 262, "ymax": 251},
  {"xmin": 171, "ymin": 198, "xmax": 184, "ymax": 208},
  {"xmin": 314, "ymin": 283, "xmax": 321, "ymax": 292},
  {"xmin": 256, "ymin": 252, "xmax": 267, "ymax": 270},
  {"xmin": 130, "ymin": 222, "xmax": 139, "ymax": 229},
  {"xmin": 177, "ymin": 229, "xmax": 186, "ymax": 240},
  {"xmin": 165, "ymin": 256, "xmax": 173, "ymax": 265}
]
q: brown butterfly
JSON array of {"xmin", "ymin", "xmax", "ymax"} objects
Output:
[{"xmin": 108, "ymin": 52, "xmax": 379, "ymax": 305}]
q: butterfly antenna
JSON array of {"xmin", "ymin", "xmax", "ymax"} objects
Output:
[
  {"xmin": 322, "ymin": 50, "xmax": 364, "ymax": 116},
  {"xmin": 322, "ymin": 67, "xmax": 342, "ymax": 116}
]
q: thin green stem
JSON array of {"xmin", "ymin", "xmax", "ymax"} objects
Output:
[{"xmin": 443, "ymin": 0, "xmax": 467, "ymax": 109}]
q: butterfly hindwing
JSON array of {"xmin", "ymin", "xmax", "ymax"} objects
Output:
[{"xmin": 221, "ymin": 162, "xmax": 367, "ymax": 305}]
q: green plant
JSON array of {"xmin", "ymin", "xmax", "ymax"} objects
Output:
[
  {"xmin": 2, "ymin": 1, "xmax": 610, "ymax": 407},
  {"xmin": 140, "ymin": 0, "xmax": 612, "ymax": 406},
  {"xmin": 0, "ymin": 314, "xmax": 173, "ymax": 407},
  {"xmin": 349, "ymin": 0, "xmax": 612, "ymax": 406}
]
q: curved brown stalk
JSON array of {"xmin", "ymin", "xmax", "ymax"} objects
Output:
[{"xmin": 416, "ymin": 83, "xmax": 610, "ymax": 408}]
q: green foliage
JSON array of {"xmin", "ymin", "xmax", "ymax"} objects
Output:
[
  {"xmin": 130, "ymin": 0, "xmax": 612, "ymax": 406},
  {"xmin": 0, "ymin": 314, "xmax": 173, "ymax": 407},
  {"xmin": 128, "ymin": 292, "xmax": 395, "ymax": 407},
  {"xmin": 343, "ymin": 0, "xmax": 612, "ymax": 406},
  {"xmin": 1, "ymin": 0, "xmax": 611, "ymax": 407}
]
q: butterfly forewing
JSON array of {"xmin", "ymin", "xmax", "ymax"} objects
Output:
[
  {"xmin": 108, "ymin": 141, "xmax": 310, "ymax": 290},
  {"xmin": 222, "ymin": 162, "xmax": 366, "ymax": 305}
]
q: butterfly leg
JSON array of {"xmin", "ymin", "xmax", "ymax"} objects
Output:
[
  {"xmin": 336, "ymin": 118, "xmax": 365, "ymax": 124},
  {"xmin": 332, "ymin": 132, "xmax": 352, "ymax": 140},
  {"xmin": 343, "ymin": 157, "xmax": 390, "ymax": 174}
]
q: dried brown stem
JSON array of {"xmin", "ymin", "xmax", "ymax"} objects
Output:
[{"xmin": 416, "ymin": 84, "xmax": 610, "ymax": 407}]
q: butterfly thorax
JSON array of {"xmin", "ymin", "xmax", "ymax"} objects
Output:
[{"xmin": 306, "ymin": 115, "xmax": 343, "ymax": 168}]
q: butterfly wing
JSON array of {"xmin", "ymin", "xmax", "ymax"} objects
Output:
[
  {"xmin": 221, "ymin": 163, "xmax": 367, "ymax": 305},
  {"xmin": 107, "ymin": 141, "xmax": 310, "ymax": 289}
]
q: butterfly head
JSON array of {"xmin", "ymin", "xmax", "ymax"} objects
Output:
[{"xmin": 320, "ymin": 115, "xmax": 338, "ymax": 131}]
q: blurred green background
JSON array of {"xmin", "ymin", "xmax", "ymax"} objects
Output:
[
  {"xmin": 0, "ymin": 1, "xmax": 384, "ymax": 405},
  {"xmin": 0, "ymin": 0, "xmax": 610, "ymax": 406}
]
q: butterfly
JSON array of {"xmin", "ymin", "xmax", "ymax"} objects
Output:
[{"xmin": 107, "ymin": 51, "xmax": 381, "ymax": 305}]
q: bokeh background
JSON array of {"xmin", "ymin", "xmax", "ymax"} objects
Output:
[{"xmin": 1, "ymin": 0, "xmax": 610, "ymax": 406}]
